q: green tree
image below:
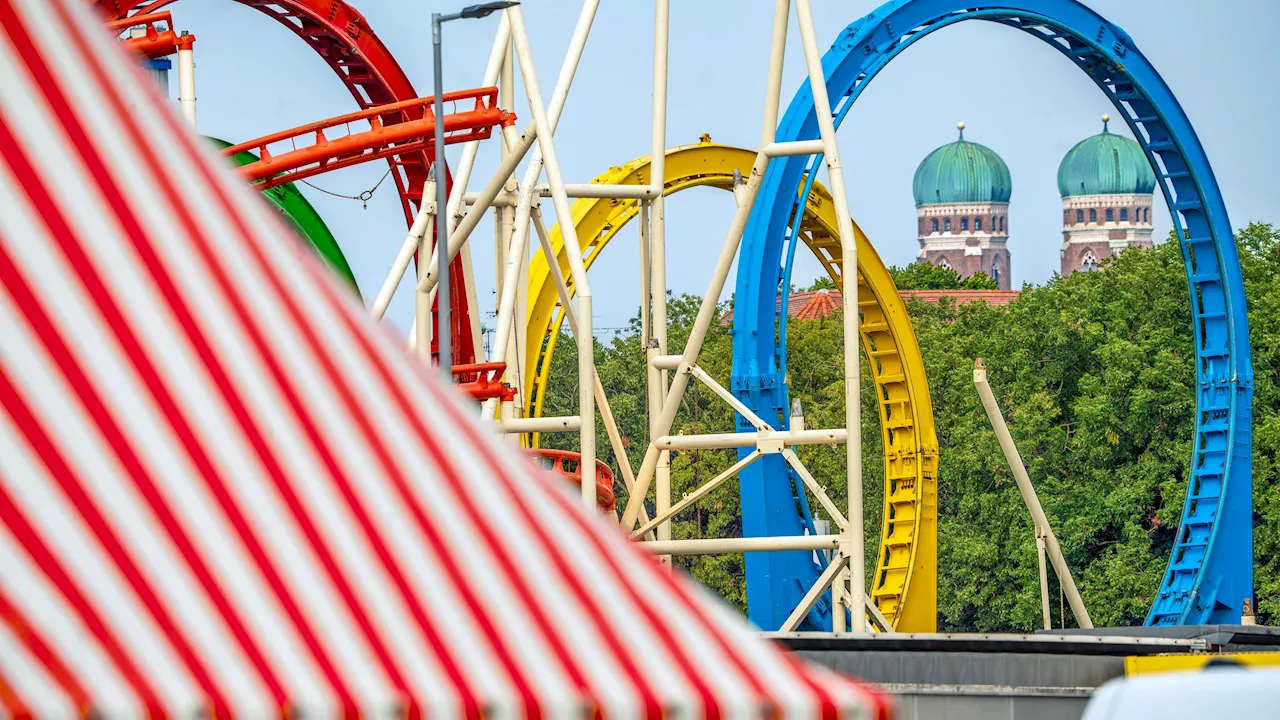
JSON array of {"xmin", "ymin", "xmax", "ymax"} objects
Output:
[
  {"xmin": 803, "ymin": 275, "xmax": 837, "ymax": 291},
  {"xmin": 534, "ymin": 224, "xmax": 1280, "ymax": 628},
  {"xmin": 889, "ymin": 261, "xmax": 999, "ymax": 290}
]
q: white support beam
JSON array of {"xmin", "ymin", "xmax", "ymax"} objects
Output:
[
  {"xmin": 631, "ymin": 451, "xmax": 763, "ymax": 539},
  {"xmin": 782, "ymin": 448, "xmax": 849, "ymax": 531},
  {"xmin": 506, "ymin": 4, "xmax": 597, "ymax": 507},
  {"xmin": 653, "ymin": 428, "xmax": 847, "ymax": 451},
  {"xmin": 689, "ymin": 365, "xmax": 773, "ymax": 432},
  {"xmin": 762, "ymin": 139, "xmax": 825, "ymax": 157},
  {"xmin": 780, "ymin": 553, "xmax": 846, "ymax": 632},
  {"xmin": 638, "ymin": 535, "xmax": 841, "ymax": 556},
  {"xmin": 499, "ymin": 416, "xmax": 582, "ymax": 433},
  {"xmin": 795, "ymin": 0, "xmax": 865, "ymax": 632},
  {"xmin": 463, "ymin": 184, "xmax": 657, "ymax": 204},
  {"xmin": 974, "ymin": 358, "xmax": 1093, "ymax": 628}
]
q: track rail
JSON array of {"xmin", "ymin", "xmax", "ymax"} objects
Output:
[
  {"xmin": 736, "ymin": 0, "xmax": 1252, "ymax": 627},
  {"xmin": 524, "ymin": 142, "xmax": 937, "ymax": 631},
  {"xmin": 100, "ymin": 0, "xmax": 481, "ymax": 366},
  {"xmin": 224, "ymin": 90, "xmax": 512, "ymax": 190},
  {"xmin": 106, "ymin": 10, "xmax": 184, "ymax": 59}
]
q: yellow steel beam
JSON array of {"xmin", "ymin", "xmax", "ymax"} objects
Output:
[
  {"xmin": 523, "ymin": 140, "xmax": 938, "ymax": 631},
  {"xmin": 1126, "ymin": 652, "xmax": 1280, "ymax": 675}
]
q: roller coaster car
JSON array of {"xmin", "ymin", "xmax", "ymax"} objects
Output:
[{"xmin": 526, "ymin": 449, "xmax": 616, "ymax": 513}]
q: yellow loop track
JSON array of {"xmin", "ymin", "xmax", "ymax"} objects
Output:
[{"xmin": 524, "ymin": 141, "xmax": 937, "ymax": 630}]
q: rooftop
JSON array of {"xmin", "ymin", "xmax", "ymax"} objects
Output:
[{"xmin": 720, "ymin": 288, "xmax": 1021, "ymax": 325}]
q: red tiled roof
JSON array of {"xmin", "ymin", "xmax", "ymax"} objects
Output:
[
  {"xmin": 898, "ymin": 289, "xmax": 1021, "ymax": 307},
  {"xmin": 720, "ymin": 288, "xmax": 1020, "ymax": 324}
]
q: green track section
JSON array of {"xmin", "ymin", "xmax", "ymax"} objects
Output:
[{"xmin": 206, "ymin": 137, "xmax": 360, "ymax": 296}]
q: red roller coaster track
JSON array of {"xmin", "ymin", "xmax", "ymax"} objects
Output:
[
  {"xmin": 225, "ymin": 90, "xmax": 513, "ymax": 190},
  {"xmin": 106, "ymin": 10, "xmax": 187, "ymax": 59},
  {"xmin": 99, "ymin": 0, "xmax": 482, "ymax": 366}
]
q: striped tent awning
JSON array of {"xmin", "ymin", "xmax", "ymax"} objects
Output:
[{"xmin": 0, "ymin": 0, "xmax": 888, "ymax": 717}]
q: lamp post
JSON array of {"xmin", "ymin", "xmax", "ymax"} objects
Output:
[{"xmin": 432, "ymin": 1, "xmax": 518, "ymax": 382}]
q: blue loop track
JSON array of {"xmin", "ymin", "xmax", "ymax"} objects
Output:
[{"xmin": 731, "ymin": 0, "xmax": 1253, "ymax": 630}]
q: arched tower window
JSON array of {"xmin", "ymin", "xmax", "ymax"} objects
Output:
[
  {"xmin": 1000, "ymin": 216, "xmax": 1006, "ymax": 232},
  {"xmin": 992, "ymin": 215, "xmax": 998, "ymax": 231},
  {"xmin": 1106, "ymin": 208, "xmax": 1114, "ymax": 223},
  {"xmin": 960, "ymin": 218, "xmax": 969, "ymax": 232},
  {"xmin": 1120, "ymin": 208, "xmax": 1129, "ymax": 222},
  {"xmin": 944, "ymin": 218, "xmax": 952, "ymax": 233},
  {"xmin": 931, "ymin": 218, "xmax": 939, "ymax": 233},
  {"xmin": 937, "ymin": 256, "xmax": 951, "ymax": 270},
  {"xmin": 975, "ymin": 217, "xmax": 982, "ymax": 232},
  {"xmin": 1090, "ymin": 209, "xmax": 1097, "ymax": 223},
  {"xmin": 1076, "ymin": 209, "xmax": 1084, "ymax": 224},
  {"xmin": 1081, "ymin": 250, "xmax": 1098, "ymax": 272},
  {"xmin": 990, "ymin": 257, "xmax": 1000, "ymax": 285}
]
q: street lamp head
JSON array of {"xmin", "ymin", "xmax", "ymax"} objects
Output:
[{"xmin": 459, "ymin": 1, "xmax": 518, "ymax": 19}]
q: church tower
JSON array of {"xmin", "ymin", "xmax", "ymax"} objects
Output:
[
  {"xmin": 1058, "ymin": 115, "xmax": 1157, "ymax": 275},
  {"xmin": 913, "ymin": 123, "xmax": 1013, "ymax": 290}
]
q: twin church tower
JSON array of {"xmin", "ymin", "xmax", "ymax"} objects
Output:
[{"xmin": 913, "ymin": 116, "xmax": 1157, "ymax": 289}]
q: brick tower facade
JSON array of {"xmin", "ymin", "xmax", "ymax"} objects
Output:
[
  {"xmin": 1058, "ymin": 115, "xmax": 1157, "ymax": 277},
  {"xmin": 913, "ymin": 123, "xmax": 1013, "ymax": 290}
]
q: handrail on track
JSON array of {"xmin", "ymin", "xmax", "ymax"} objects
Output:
[
  {"xmin": 108, "ymin": 10, "xmax": 191, "ymax": 60},
  {"xmin": 223, "ymin": 90, "xmax": 514, "ymax": 190},
  {"xmin": 452, "ymin": 362, "xmax": 517, "ymax": 403},
  {"xmin": 527, "ymin": 449, "xmax": 616, "ymax": 512}
]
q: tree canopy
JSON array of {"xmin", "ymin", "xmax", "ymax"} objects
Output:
[
  {"xmin": 536, "ymin": 223, "xmax": 1280, "ymax": 629},
  {"xmin": 888, "ymin": 262, "xmax": 999, "ymax": 290}
]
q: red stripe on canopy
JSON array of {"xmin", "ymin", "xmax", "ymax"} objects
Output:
[{"xmin": 0, "ymin": 0, "xmax": 889, "ymax": 716}]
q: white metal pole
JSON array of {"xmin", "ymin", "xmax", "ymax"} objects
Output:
[
  {"xmin": 795, "ymin": 0, "xmax": 864, "ymax": 632},
  {"xmin": 465, "ymin": 185, "xmax": 656, "ymax": 203},
  {"xmin": 641, "ymin": 535, "xmax": 841, "ymax": 556},
  {"xmin": 496, "ymin": 32, "xmax": 518, "ymax": 392},
  {"xmin": 416, "ymin": 121, "xmax": 537, "ymax": 297},
  {"xmin": 445, "ymin": 15, "xmax": 511, "ymax": 239},
  {"xmin": 415, "ymin": 181, "xmax": 436, "ymax": 357},
  {"xmin": 649, "ymin": 0, "xmax": 672, "ymax": 548},
  {"xmin": 479, "ymin": 0, "xmax": 598, "ymax": 412},
  {"xmin": 374, "ymin": 203, "xmax": 434, "ymax": 319},
  {"xmin": 832, "ymin": 565, "xmax": 848, "ymax": 633},
  {"xmin": 633, "ymin": 451, "xmax": 762, "ymax": 539},
  {"xmin": 1037, "ymin": 530, "xmax": 1052, "ymax": 630},
  {"xmin": 500, "ymin": 40, "xmax": 528, "ymax": 413},
  {"xmin": 506, "ymin": 5, "xmax": 597, "ymax": 508},
  {"xmin": 761, "ymin": 0, "xmax": 789, "ymax": 149},
  {"xmin": 528, "ymin": 207, "xmax": 638, "ymax": 488},
  {"xmin": 781, "ymin": 554, "xmax": 847, "ymax": 632},
  {"xmin": 639, "ymin": 199, "xmax": 652, "ymax": 343},
  {"xmin": 500, "ymin": 416, "xmax": 582, "ymax": 433},
  {"xmin": 974, "ymin": 359, "xmax": 1093, "ymax": 628},
  {"xmin": 176, "ymin": 34, "xmax": 196, "ymax": 127}
]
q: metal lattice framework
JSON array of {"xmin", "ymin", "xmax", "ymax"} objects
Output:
[
  {"xmin": 734, "ymin": 0, "xmax": 1252, "ymax": 628},
  {"xmin": 521, "ymin": 141, "xmax": 938, "ymax": 631},
  {"xmin": 115, "ymin": 0, "xmax": 1252, "ymax": 634}
]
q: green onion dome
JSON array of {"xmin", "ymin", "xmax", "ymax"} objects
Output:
[
  {"xmin": 1058, "ymin": 115, "xmax": 1156, "ymax": 197},
  {"xmin": 913, "ymin": 122, "xmax": 1012, "ymax": 205}
]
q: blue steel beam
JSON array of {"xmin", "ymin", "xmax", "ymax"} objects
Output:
[{"xmin": 732, "ymin": 0, "xmax": 1253, "ymax": 630}]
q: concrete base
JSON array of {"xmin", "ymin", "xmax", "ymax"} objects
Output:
[{"xmin": 772, "ymin": 626, "xmax": 1278, "ymax": 720}]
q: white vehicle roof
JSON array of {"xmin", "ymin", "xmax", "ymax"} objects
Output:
[{"xmin": 1084, "ymin": 667, "xmax": 1280, "ymax": 719}]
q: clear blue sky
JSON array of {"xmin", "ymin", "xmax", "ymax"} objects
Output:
[{"xmin": 166, "ymin": 0, "xmax": 1279, "ymax": 333}]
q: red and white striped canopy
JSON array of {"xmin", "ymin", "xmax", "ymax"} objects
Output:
[{"xmin": 0, "ymin": 0, "xmax": 886, "ymax": 717}]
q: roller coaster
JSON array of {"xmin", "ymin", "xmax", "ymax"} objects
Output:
[{"xmin": 107, "ymin": 0, "xmax": 1253, "ymax": 634}]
